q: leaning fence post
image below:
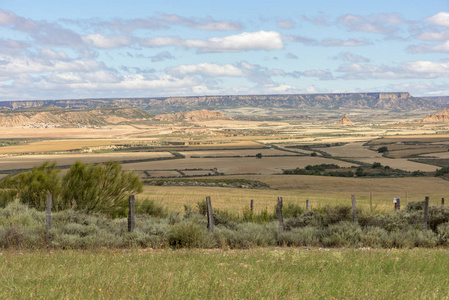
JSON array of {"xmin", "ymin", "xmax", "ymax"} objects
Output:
[
  {"xmin": 442, "ymin": 198, "xmax": 445, "ymax": 206},
  {"xmin": 306, "ymin": 199, "xmax": 310, "ymax": 211},
  {"xmin": 206, "ymin": 196, "xmax": 214, "ymax": 232},
  {"xmin": 46, "ymin": 194, "xmax": 52, "ymax": 235},
  {"xmin": 128, "ymin": 195, "xmax": 135, "ymax": 233},
  {"xmin": 423, "ymin": 196, "xmax": 429, "ymax": 230},
  {"xmin": 351, "ymin": 195, "xmax": 357, "ymax": 223},
  {"xmin": 277, "ymin": 197, "xmax": 284, "ymax": 233}
]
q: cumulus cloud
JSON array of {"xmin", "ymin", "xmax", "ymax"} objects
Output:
[
  {"xmin": 426, "ymin": 12, "xmax": 449, "ymax": 27},
  {"xmin": 82, "ymin": 34, "xmax": 134, "ymax": 49},
  {"xmin": 142, "ymin": 31, "xmax": 284, "ymax": 53}
]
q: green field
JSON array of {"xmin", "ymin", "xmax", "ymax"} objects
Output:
[{"xmin": 2, "ymin": 248, "xmax": 449, "ymax": 299}]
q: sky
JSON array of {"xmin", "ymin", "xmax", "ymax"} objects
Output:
[{"xmin": 0, "ymin": 0, "xmax": 448, "ymax": 101}]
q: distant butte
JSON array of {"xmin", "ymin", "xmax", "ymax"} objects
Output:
[
  {"xmin": 420, "ymin": 109, "xmax": 449, "ymax": 123},
  {"xmin": 336, "ymin": 114, "xmax": 354, "ymax": 126}
]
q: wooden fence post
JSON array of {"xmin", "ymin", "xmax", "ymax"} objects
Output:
[
  {"xmin": 46, "ymin": 194, "xmax": 52, "ymax": 235},
  {"xmin": 442, "ymin": 198, "xmax": 445, "ymax": 206},
  {"xmin": 250, "ymin": 199, "xmax": 254, "ymax": 213},
  {"xmin": 277, "ymin": 197, "xmax": 284, "ymax": 233},
  {"xmin": 351, "ymin": 195, "xmax": 357, "ymax": 223},
  {"xmin": 206, "ymin": 196, "xmax": 214, "ymax": 232},
  {"xmin": 370, "ymin": 192, "xmax": 373, "ymax": 212},
  {"xmin": 306, "ymin": 199, "xmax": 310, "ymax": 212},
  {"xmin": 397, "ymin": 198, "xmax": 401, "ymax": 211},
  {"xmin": 128, "ymin": 195, "xmax": 135, "ymax": 233},
  {"xmin": 423, "ymin": 196, "xmax": 429, "ymax": 230}
]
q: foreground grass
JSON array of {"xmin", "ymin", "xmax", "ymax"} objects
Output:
[{"xmin": 1, "ymin": 248, "xmax": 449, "ymax": 299}]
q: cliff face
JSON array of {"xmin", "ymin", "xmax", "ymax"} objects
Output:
[
  {"xmin": 421, "ymin": 109, "xmax": 449, "ymax": 123},
  {"xmin": 0, "ymin": 92, "xmax": 444, "ymax": 112},
  {"xmin": 154, "ymin": 109, "xmax": 232, "ymax": 122}
]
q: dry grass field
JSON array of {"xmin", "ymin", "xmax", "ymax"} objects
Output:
[{"xmin": 140, "ymin": 175, "xmax": 449, "ymax": 213}]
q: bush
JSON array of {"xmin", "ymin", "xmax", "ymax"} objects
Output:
[
  {"xmin": 322, "ymin": 221, "xmax": 363, "ymax": 247},
  {"xmin": 279, "ymin": 226, "xmax": 323, "ymax": 247},
  {"xmin": 377, "ymin": 146, "xmax": 388, "ymax": 153},
  {"xmin": 167, "ymin": 220, "xmax": 215, "ymax": 248}
]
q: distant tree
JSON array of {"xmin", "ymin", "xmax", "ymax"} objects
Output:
[
  {"xmin": 311, "ymin": 152, "xmax": 318, "ymax": 157},
  {"xmin": 355, "ymin": 166, "xmax": 365, "ymax": 177},
  {"xmin": 372, "ymin": 162, "xmax": 383, "ymax": 169},
  {"xmin": 377, "ymin": 146, "xmax": 388, "ymax": 153},
  {"xmin": 256, "ymin": 153, "xmax": 262, "ymax": 159}
]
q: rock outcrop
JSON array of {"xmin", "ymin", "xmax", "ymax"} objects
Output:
[
  {"xmin": 421, "ymin": 109, "xmax": 449, "ymax": 123},
  {"xmin": 336, "ymin": 114, "xmax": 354, "ymax": 126},
  {"xmin": 0, "ymin": 106, "xmax": 152, "ymax": 126}
]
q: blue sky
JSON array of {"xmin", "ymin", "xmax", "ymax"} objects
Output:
[{"xmin": 0, "ymin": 0, "xmax": 448, "ymax": 100}]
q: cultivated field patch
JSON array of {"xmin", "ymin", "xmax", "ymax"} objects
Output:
[
  {"xmin": 180, "ymin": 148, "xmax": 289, "ymax": 158},
  {"xmin": 0, "ymin": 152, "xmax": 172, "ymax": 171},
  {"xmin": 318, "ymin": 142, "xmax": 381, "ymax": 158},
  {"xmin": 124, "ymin": 156, "xmax": 354, "ymax": 175}
]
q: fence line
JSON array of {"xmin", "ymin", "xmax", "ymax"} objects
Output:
[{"xmin": 38, "ymin": 193, "xmax": 443, "ymax": 234}]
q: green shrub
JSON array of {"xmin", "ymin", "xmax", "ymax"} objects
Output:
[
  {"xmin": 279, "ymin": 226, "xmax": 323, "ymax": 247},
  {"xmin": 322, "ymin": 221, "xmax": 363, "ymax": 247},
  {"xmin": 406, "ymin": 201, "xmax": 426, "ymax": 212},
  {"xmin": 284, "ymin": 211, "xmax": 327, "ymax": 229},
  {"xmin": 167, "ymin": 220, "xmax": 215, "ymax": 248},
  {"xmin": 362, "ymin": 226, "xmax": 391, "ymax": 248}
]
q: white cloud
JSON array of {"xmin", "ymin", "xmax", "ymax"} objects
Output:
[
  {"xmin": 167, "ymin": 63, "xmax": 244, "ymax": 77},
  {"xmin": 161, "ymin": 14, "xmax": 243, "ymax": 31},
  {"xmin": 321, "ymin": 38, "xmax": 371, "ymax": 47},
  {"xmin": 82, "ymin": 34, "xmax": 133, "ymax": 49},
  {"xmin": 333, "ymin": 52, "xmax": 370, "ymax": 63},
  {"xmin": 277, "ymin": 20, "xmax": 295, "ymax": 29},
  {"xmin": 337, "ymin": 60, "xmax": 449, "ymax": 79},
  {"xmin": 426, "ymin": 12, "xmax": 449, "ymax": 27},
  {"xmin": 142, "ymin": 31, "xmax": 283, "ymax": 53},
  {"xmin": 0, "ymin": 56, "xmax": 103, "ymax": 75},
  {"xmin": 338, "ymin": 13, "xmax": 404, "ymax": 35},
  {"xmin": 408, "ymin": 41, "xmax": 449, "ymax": 53},
  {"xmin": 415, "ymin": 29, "xmax": 449, "ymax": 41},
  {"xmin": 0, "ymin": 9, "xmax": 20, "ymax": 26}
]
